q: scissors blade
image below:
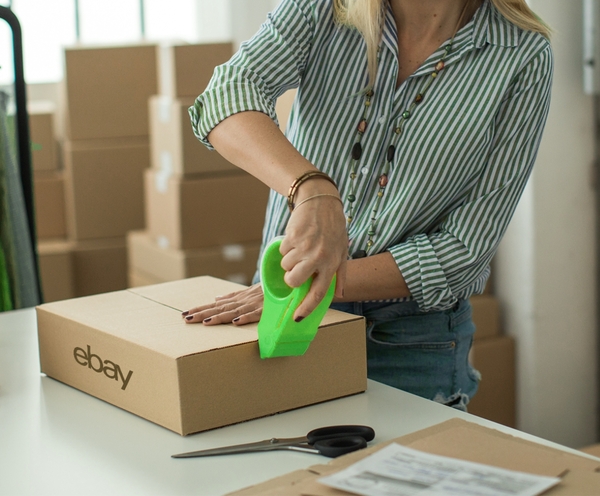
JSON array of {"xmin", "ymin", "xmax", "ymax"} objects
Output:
[{"xmin": 171, "ymin": 435, "xmax": 308, "ymax": 459}]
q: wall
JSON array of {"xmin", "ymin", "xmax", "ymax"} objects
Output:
[
  {"xmin": 495, "ymin": 0, "xmax": 598, "ymax": 448},
  {"xmin": 230, "ymin": 0, "xmax": 280, "ymax": 49}
]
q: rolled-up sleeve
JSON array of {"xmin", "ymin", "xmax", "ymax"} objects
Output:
[
  {"xmin": 390, "ymin": 44, "xmax": 554, "ymax": 311},
  {"xmin": 189, "ymin": 0, "xmax": 317, "ymax": 150}
]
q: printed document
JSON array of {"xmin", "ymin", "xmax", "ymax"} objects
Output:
[{"xmin": 318, "ymin": 443, "xmax": 561, "ymax": 496}]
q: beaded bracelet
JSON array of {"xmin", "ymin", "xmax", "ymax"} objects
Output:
[
  {"xmin": 293, "ymin": 193, "xmax": 344, "ymax": 212},
  {"xmin": 287, "ymin": 170, "xmax": 338, "ymax": 212}
]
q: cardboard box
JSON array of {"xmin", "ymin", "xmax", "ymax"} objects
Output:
[
  {"xmin": 483, "ymin": 268, "xmax": 494, "ymax": 294},
  {"xmin": 36, "ymin": 276, "xmax": 367, "ymax": 436},
  {"xmin": 468, "ymin": 335, "xmax": 516, "ymax": 428},
  {"xmin": 28, "ymin": 101, "xmax": 58, "ymax": 171},
  {"xmin": 158, "ymin": 42, "xmax": 233, "ymax": 98},
  {"xmin": 470, "ymin": 294, "xmax": 501, "ymax": 340},
  {"xmin": 275, "ymin": 88, "xmax": 297, "ymax": 134},
  {"xmin": 71, "ymin": 237, "xmax": 128, "ymax": 297},
  {"xmin": 580, "ymin": 444, "xmax": 600, "ymax": 458},
  {"xmin": 229, "ymin": 418, "xmax": 600, "ymax": 495},
  {"xmin": 127, "ymin": 230, "xmax": 260, "ymax": 285},
  {"xmin": 34, "ymin": 171, "xmax": 67, "ymax": 239},
  {"xmin": 38, "ymin": 239, "xmax": 75, "ymax": 303},
  {"xmin": 128, "ymin": 268, "xmax": 164, "ymax": 288},
  {"xmin": 63, "ymin": 137, "xmax": 149, "ymax": 240},
  {"xmin": 145, "ymin": 169, "xmax": 269, "ymax": 249},
  {"xmin": 63, "ymin": 43, "xmax": 158, "ymax": 140},
  {"xmin": 148, "ymin": 95, "xmax": 237, "ymax": 176}
]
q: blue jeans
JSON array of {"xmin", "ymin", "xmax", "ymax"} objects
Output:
[{"xmin": 330, "ymin": 299, "xmax": 481, "ymax": 411}]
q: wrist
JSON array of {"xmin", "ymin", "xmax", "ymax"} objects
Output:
[{"xmin": 287, "ymin": 170, "xmax": 339, "ymax": 212}]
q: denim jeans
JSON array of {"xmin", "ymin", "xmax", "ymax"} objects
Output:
[{"xmin": 330, "ymin": 299, "xmax": 481, "ymax": 411}]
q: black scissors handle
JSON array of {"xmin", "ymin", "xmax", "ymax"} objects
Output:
[
  {"xmin": 312, "ymin": 436, "xmax": 368, "ymax": 458},
  {"xmin": 307, "ymin": 425, "xmax": 375, "ymax": 444},
  {"xmin": 303, "ymin": 425, "xmax": 375, "ymax": 458}
]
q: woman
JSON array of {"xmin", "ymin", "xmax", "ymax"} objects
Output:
[{"xmin": 182, "ymin": 0, "xmax": 553, "ymax": 410}]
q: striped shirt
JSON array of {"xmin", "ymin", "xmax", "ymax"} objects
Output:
[{"xmin": 189, "ymin": 0, "xmax": 553, "ymax": 312}]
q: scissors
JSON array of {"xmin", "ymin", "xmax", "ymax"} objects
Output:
[{"xmin": 171, "ymin": 425, "xmax": 375, "ymax": 459}]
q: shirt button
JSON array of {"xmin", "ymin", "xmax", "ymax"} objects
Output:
[
  {"xmin": 378, "ymin": 116, "xmax": 387, "ymax": 124},
  {"xmin": 361, "ymin": 167, "xmax": 369, "ymax": 175}
]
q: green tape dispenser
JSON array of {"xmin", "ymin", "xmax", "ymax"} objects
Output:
[{"xmin": 257, "ymin": 237, "xmax": 336, "ymax": 359}]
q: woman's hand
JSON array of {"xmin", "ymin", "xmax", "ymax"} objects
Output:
[
  {"xmin": 206, "ymin": 112, "xmax": 348, "ymax": 322},
  {"xmin": 182, "ymin": 283, "xmax": 264, "ymax": 325},
  {"xmin": 281, "ymin": 189, "xmax": 348, "ymax": 322}
]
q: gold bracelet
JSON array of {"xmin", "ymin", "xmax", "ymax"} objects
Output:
[
  {"xmin": 287, "ymin": 170, "xmax": 338, "ymax": 212},
  {"xmin": 292, "ymin": 193, "xmax": 344, "ymax": 211}
]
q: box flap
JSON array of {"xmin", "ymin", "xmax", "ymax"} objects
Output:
[{"xmin": 37, "ymin": 276, "xmax": 362, "ymax": 360}]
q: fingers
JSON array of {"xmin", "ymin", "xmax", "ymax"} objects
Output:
[
  {"xmin": 184, "ymin": 302, "xmax": 261, "ymax": 325},
  {"xmin": 182, "ymin": 284, "xmax": 263, "ymax": 326},
  {"xmin": 292, "ymin": 272, "xmax": 333, "ymax": 322}
]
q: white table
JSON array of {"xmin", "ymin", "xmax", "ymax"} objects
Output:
[{"xmin": 0, "ymin": 307, "xmax": 594, "ymax": 496}]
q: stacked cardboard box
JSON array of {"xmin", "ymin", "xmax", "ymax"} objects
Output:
[
  {"xmin": 468, "ymin": 294, "xmax": 516, "ymax": 428},
  {"xmin": 57, "ymin": 43, "xmax": 160, "ymax": 298},
  {"xmin": 275, "ymin": 88, "xmax": 297, "ymax": 134},
  {"xmin": 29, "ymin": 101, "xmax": 73, "ymax": 303},
  {"xmin": 130, "ymin": 42, "xmax": 270, "ymax": 287}
]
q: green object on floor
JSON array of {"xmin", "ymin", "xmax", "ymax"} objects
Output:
[
  {"xmin": 0, "ymin": 244, "xmax": 13, "ymax": 312},
  {"xmin": 257, "ymin": 237, "xmax": 336, "ymax": 359}
]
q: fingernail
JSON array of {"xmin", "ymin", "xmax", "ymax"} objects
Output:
[
  {"xmin": 182, "ymin": 310, "xmax": 189, "ymax": 316},
  {"xmin": 185, "ymin": 315, "xmax": 193, "ymax": 321},
  {"xmin": 294, "ymin": 316, "xmax": 304, "ymax": 323},
  {"xmin": 232, "ymin": 317, "xmax": 240, "ymax": 323},
  {"xmin": 203, "ymin": 317, "xmax": 212, "ymax": 323}
]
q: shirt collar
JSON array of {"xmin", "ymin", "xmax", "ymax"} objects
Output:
[
  {"xmin": 380, "ymin": 0, "xmax": 521, "ymax": 77},
  {"xmin": 473, "ymin": 0, "xmax": 522, "ymax": 49}
]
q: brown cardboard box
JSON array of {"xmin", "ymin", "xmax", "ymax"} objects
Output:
[
  {"xmin": 158, "ymin": 42, "xmax": 233, "ymax": 98},
  {"xmin": 34, "ymin": 171, "xmax": 67, "ymax": 239},
  {"xmin": 71, "ymin": 237, "xmax": 128, "ymax": 297},
  {"xmin": 28, "ymin": 101, "xmax": 58, "ymax": 171},
  {"xmin": 36, "ymin": 276, "xmax": 367, "ymax": 436},
  {"xmin": 63, "ymin": 137, "xmax": 149, "ymax": 240},
  {"xmin": 468, "ymin": 335, "xmax": 516, "ymax": 428},
  {"xmin": 145, "ymin": 169, "xmax": 269, "ymax": 249},
  {"xmin": 127, "ymin": 230, "xmax": 260, "ymax": 285},
  {"xmin": 470, "ymin": 294, "xmax": 501, "ymax": 340},
  {"xmin": 148, "ymin": 95, "xmax": 237, "ymax": 176},
  {"xmin": 229, "ymin": 418, "xmax": 600, "ymax": 495},
  {"xmin": 63, "ymin": 43, "xmax": 158, "ymax": 140},
  {"xmin": 275, "ymin": 88, "xmax": 297, "ymax": 134},
  {"xmin": 580, "ymin": 444, "xmax": 600, "ymax": 458},
  {"xmin": 128, "ymin": 268, "xmax": 164, "ymax": 288},
  {"xmin": 483, "ymin": 268, "xmax": 494, "ymax": 294},
  {"xmin": 38, "ymin": 240, "xmax": 75, "ymax": 303}
]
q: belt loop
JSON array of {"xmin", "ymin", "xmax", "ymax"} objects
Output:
[{"xmin": 353, "ymin": 301, "xmax": 363, "ymax": 315}]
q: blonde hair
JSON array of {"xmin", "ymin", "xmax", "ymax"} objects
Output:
[{"xmin": 333, "ymin": 0, "xmax": 551, "ymax": 87}]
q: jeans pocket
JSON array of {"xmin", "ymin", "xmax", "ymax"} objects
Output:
[{"xmin": 367, "ymin": 313, "xmax": 456, "ymax": 350}]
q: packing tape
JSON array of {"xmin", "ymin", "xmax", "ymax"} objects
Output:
[
  {"xmin": 158, "ymin": 43, "xmax": 173, "ymax": 99},
  {"xmin": 158, "ymin": 95, "xmax": 171, "ymax": 123},
  {"xmin": 221, "ymin": 244, "xmax": 245, "ymax": 262},
  {"xmin": 157, "ymin": 236, "xmax": 169, "ymax": 249},
  {"xmin": 226, "ymin": 273, "xmax": 248, "ymax": 285},
  {"xmin": 155, "ymin": 152, "xmax": 173, "ymax": 193}
]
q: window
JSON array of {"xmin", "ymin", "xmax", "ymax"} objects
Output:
[{"xmin": 0, "ymin": 0, "xmax": 232, "ymax": 85}]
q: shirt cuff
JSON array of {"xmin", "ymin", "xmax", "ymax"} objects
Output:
[
  {"xmin": 188, "ymin": 68, "xmax": 279, "ymax": 150},
  {"xmin": 389, "ymin": 234, "xmax": 458, "ymax": 312}
]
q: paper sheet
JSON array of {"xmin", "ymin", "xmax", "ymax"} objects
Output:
[{"xmin": 318, "ymin": 443, "xmax": 561, "ymax": 496}]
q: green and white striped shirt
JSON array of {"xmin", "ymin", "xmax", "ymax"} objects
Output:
[{"xmin": 190, "ymin": 0, "xmax": 553, "ymax": 311}]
